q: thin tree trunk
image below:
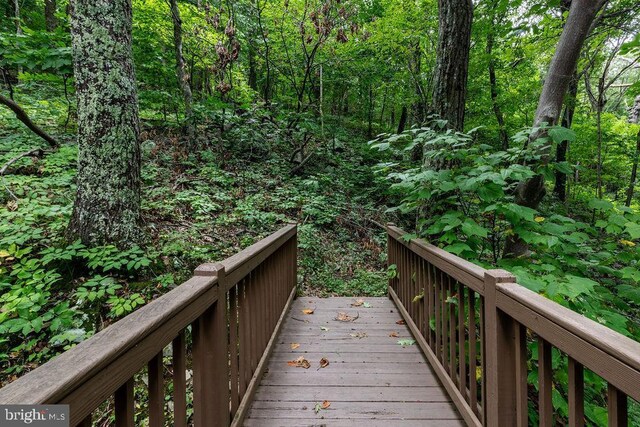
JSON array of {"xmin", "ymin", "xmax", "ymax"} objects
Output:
[
  {"xmin": 505, "ymin": 0, "xmax": 605, "ymax": 257},
  {"xmin": 553, "ymin": 71, "xmax": 578, "ymax": 202},
  {"xmin": 432, "ymin": 0, "xmax": 473, "ymax": 131},
  {"xmin": 397, "ymin": 106, "xmax": 408, "ymax": 134},
  {"xmin": 45, "ymin": 0, "xmax": 57, "ymax": 31},
  {"xmin": 486, "ymin": 0, "xmax": 508, "ymax": 149},
  {"xmin": 14, "ymin": 0, "xmax": 21, "ymax": 35},
  {"xmin": 625, "ymin": 95, "xmax": 640, "ymax": 206},
  {"xmin": 169, "ymin": 0, "xmax": 194, "ymax": 139},
  {"xmin": 67, "ymin": 0, "xmax": 141, "ymax": 247}
]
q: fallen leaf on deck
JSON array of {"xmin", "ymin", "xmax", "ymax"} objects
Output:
[
  {"xmin": 290, "ymin": 343, "xmax": 300, "ymax": 350},
  {"xmin": 389, "ymin": 331, "xmax": 399, "ymax": 337},
  {"xmin": 395, "ymin": 319, "xmax": 406, "ymax": 325},
  {"xmin": 320, "ymin": 326, "xmax": 330, "ymax": 331},
  {"xmin": 351, "ymin": 299, "xmax": 365, "ymax": 307},
  {"xmin": 322, "ymin": 400, "xmax": 331, "ymax": 409},
  {"xmin": 397, "ymin": 339, "xmax": 416, "ymax": 347},
  {"xmin": 314, "ymin": 403, "xmax": 322, "ymax": 414},
  {"xmin": 287, "ymin": 356, "xmax": 310, "ymax": 369},
  {"xmin": 335, "ymin": 312, "xmax": 359, "ymax": 322},
  {"xmin": 302, "ymin": 308, "xmax": 315, "ymax": 315},
  {"xmin": 319, "ymin": 357, "xmax": 330, "ymax": 369},
  {"xmin": 350, "ymin": 332, "xmax": 367, "ymax": 339}
]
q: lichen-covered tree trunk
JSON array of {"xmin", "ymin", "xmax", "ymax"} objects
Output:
[
  {"xmin": 169, "ymin": 0, "xmax": 194, "ymax": 139},
  {"xmin": 432, "ymin": 0, "xmax": 473, "ymax": 131},
  {"xmin": 67, "ymin": 0, "xmax": 141, "ymax": 247}
]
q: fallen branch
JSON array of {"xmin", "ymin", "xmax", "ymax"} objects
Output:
[
  {"xmin": 1, "ymin": 148, "xmax": 45, "ymax": 201},
  {"xmin": 0, "ymin": 93, "xmax": 59, "ymax": 147}
]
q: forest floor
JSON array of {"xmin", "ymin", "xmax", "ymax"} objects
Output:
[{"xmin": 0, "ymin": 98, "xmax": 390, "ymax": 382}]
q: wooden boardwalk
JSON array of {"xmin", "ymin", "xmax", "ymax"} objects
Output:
[{"xmin": 244, "ymin": 297, "xmax": 464, "ymax": 426}]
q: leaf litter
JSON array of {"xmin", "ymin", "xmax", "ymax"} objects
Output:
[
  {"xmin": 287, "ymin": 356, "xmax": 310, "ymax": 369},
  {"xmin": 335, "ymin": 311, "xmax": 359, "ymax": 322}
]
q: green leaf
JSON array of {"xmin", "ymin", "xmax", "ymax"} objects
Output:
[
  {"xmin": 588, "ymin": 198, "xmax": 613, "ymax": 212},
  {"xmin": 549, "ymin": 127, "xmax": 576, "ymax": 144},
  {"xmin": 397, "ymin": 339, "xmax": 416, "ymax": 346}
]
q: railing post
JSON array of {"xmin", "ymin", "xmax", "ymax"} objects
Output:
[
  {"xmin": 193, "ymin": 263, "xmax": 230, "ymax": 426},
  {"xmin": 484, "ymin": 269, "xmax": 518, "ymax": 426}
]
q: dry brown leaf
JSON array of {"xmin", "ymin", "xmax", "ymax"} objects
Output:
[
  {"xmin": 290, "ymin": 343, "xmax": 300, "ymax": 350},
  {"xmin": 321, "ymin": 400, "xmax": 331, "ymax": 409},
  {"xmin": 319, "ymin": 357, "xmax": 330, "ymax": 369},
  {"xmin": 350, "ymin": 332, "xmax": 367, "ymax": 339},
  {"xmin": 351, "ymin": 299, "xmax": 365, "ymax": 307},
  {"xmin": 287, "ymin": 356, "xmax": 310, "ymax": 369},
  {"xmin": 396, "ymin": 319, "xmax": 406, "ymax": 325},
  {"xmin": 302, "ymin": 308, "xmax": 315, "ymax": 315},
  {"xmin": 335, "ymin": 311, "xmax": 359, "ymax": 322},
  {"xmin": 389, "ymin": 331, "xmax": 399, "ymax": 338}
]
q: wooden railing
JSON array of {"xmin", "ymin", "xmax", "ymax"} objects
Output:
[
  {"xmin": 0, "ymin": 224, "xmax": 297, "ymax": 427},
  {"xmin": 387, "ymin": 224, "xmax": 640, "ymax": 427}
]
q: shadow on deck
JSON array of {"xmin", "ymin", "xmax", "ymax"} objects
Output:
[{"xmin": 0, "ymin": 224, "xmax": 639, "ymax": 427}]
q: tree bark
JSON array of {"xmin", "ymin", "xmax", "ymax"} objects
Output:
[
  {"xmin": 67, "ymin": 0, "xmax": 142, "ymax": 247},
  {"xmin": 0, "ymin": 94, "xmax": 59, "ymax": 147},
  {"xmin": 505, "ymin": 0, "xmax": 605, "ymax": 257},
  {"xmin": 169, "ymin": 0, "xmax": 194, "ymax": 139},
  {"xmin": 553, "ymin": 71, "xmax": 578, "ymax": 202},
  {"xmin": 431, "ymin": 0, "xmax": 473, "ymax": 131},
  {"xmin": 45, "ymin": 0, "xmax": 57, "ymax": 31}
]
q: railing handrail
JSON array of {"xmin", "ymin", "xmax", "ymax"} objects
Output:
[
  {"xmin": 387, "ymin": 224, "xmax": 640, "ymax": 425},
  {"xmin": 497, "ymin": 282, "xmax": 640, "ymax": 400},
  {"xmin": 387, "ymin": 224, "xmax": 486, "ymax": 292},
  {"xmin": 0, "ymin": 224, "xmax": 297, "ymax": 411}
]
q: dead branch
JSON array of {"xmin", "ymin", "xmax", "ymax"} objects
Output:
[{"xmin": 0, "ymin": 93, "xmax": 59, "ymax": 147}]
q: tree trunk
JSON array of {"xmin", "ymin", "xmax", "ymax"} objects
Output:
[
  {"xmin": 397, "ymin": 106, "xmax": 408, "ymax": 134},
  {"xmin": 432, "ymin": 0, "xmax": 473, "ymax": 131},
  {"xmin": 169, "ymin": 0, "xmax": 194, "ymax": 139},
  {"xmin": 67, "ymin": 0, "xmax": 142, "ymax": 247},
  {"xmin": 13, "ymin": 0, "xmax": 21, "ymax": 35},
  {"xmin": 625, "ymin": 96, "xmax": 640, "ymax": 206},
  {"xmin": 45, "ymin": 0, "xmax": 57, "ymax": 31},
  {"xmin": 505, "ymin": 0, "xmax": 605, "ymax": 257},
  {"xmin": 486, "ymin": 0, "xmax": 508, "ymax": 149},
  {"xmin": 553, "ymin": 71, "xmax": 578, "ymax": 202}
]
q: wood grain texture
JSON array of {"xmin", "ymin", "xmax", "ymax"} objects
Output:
[{"xmin": 243, "ymin": 297, "xmax": 463, "ymax": 426}]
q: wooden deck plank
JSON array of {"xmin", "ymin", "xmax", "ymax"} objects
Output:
[{"xmin": 243, "ymin": 297, "xmax": 462, "ymax": 426}]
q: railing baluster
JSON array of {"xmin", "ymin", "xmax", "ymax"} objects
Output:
[
  {"xmin": 172, "ymin": 331, "xmax": 186, "ymax": 427},
  {"xmin": 427, "ymin": 261, "xmax": 434, "ymax": 348},
  {"xmin": 238, "ymin": 278, "xmax": 249, "ymax": 400},
  {"xmin": 468, "ymin": 289, "xmax": 478, "ymax": 417},
  {"xmin": 148, "ymin": 352, "xmax": 164, "ymax": 427},
  {"xmin": 539, "ymin": 337, "xmax": 553, "ymax": 427},
  {"xmin": 607, "ymin": 384, "xmax": 628, "ymax": 427},
  {"xmin": 76, "ymin": 414, "xmax": 92, "ymax": 427},
  {"xmin": 229, "ymin": 284, "xmax": 239, "ymax": 417},
  {"xmin": 435, "ymin": 269, "xmax": 442, "ymax": 362},
  {"xmin": 441, "ymin": 271, "xmax": 448, "ymax": 368},
  {"xmin": 458, "ymin": 283, "xmax": 466, "ymax": 395},
  {"xmin": 449, "ymin": 277, "xmax": 456, "ymax": 379},
  {"xmin": 568, "ymin": 357, "xmax": 584, "ymax": 427},
  {"xmin": 479, "ymin": 294, "xmax": 485, "ymax": 424},
  {"xmin": 114, "ymin": 378, "xmax": 134, "ymax": 427},
  {"xmin": 515, "ymin": 322, "xmax": 527, "ymax": 427}
]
